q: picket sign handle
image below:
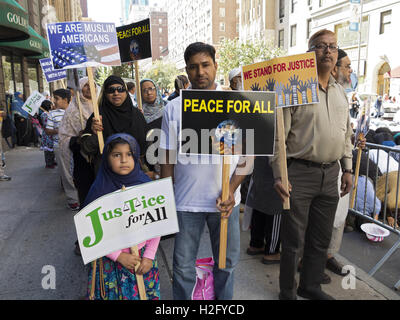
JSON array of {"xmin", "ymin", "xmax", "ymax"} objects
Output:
[
  {"xmin": 134, "ymin": 61, "xmax": 143, "ymax": 113},
  {"xmin": 89, "ymin": 259, "xmax": 97, "ymax": 300},
  {"xmin": 87, "ymin": 67, "xmax": 105, "ymax": 154},
  {"xmin": 218, "ymin": 156, "xmax": 231, "ymax": 269},
  {"xmin": 276, "ymin": 108, "xmax": 290, "ymax": 210},
  {"xmin": 121, "ymin": 186, "xmax": 147, "ymax": 300},
  {"xmin": 350, "ymin": 133, "xmax": 364, "ymax": 209}
]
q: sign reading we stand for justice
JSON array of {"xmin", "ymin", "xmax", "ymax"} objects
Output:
[
  {"xmin": 242, "ymin": 52, "xmax": 319, "ymax": 107},
  {"xmin": 180, "ymin": 90, "xmax": 276, "ymax": 156},
  {"xmin": 74, "ymin": 178, "xmax": 179, "ymax": 265}
]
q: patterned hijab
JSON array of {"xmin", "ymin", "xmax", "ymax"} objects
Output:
[{"xmin": 140, "ymin": 79, "xmax": 166, "ymax": 124}]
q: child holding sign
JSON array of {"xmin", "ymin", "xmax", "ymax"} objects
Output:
[{"xmin": 84, "ymin": 133, "xmax": 160, "ymax": 300}]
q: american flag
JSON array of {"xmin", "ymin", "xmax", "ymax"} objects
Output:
[{"xmin": 52, "ymin": 44, "xmax": 121, "ymax": 69}]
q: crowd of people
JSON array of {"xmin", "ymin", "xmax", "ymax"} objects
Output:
[{"xmin": 1, "ymin": 29, "xmax": 398, "ymax": 301}]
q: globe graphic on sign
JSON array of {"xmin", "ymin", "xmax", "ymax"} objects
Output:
[
  {"xmin": 214, "ymin": 120, "xmax": 241, "ymax": 148},
  {"xmin": 130, "ymin": 40, "xmax": 140, "ymax": 56}
]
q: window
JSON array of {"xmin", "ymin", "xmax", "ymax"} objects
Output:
[
  {"xmin": 220, "ymin": 22, "xmax": 225, "ymax": 31},
  {"xmin": 278, "ymin": 29, "xmax": 284, "ymax": 48},
  {"xmin": 307, "ymin": 0, "xmax": 312, "ymax": 5},
  {"xmin": 220, "ymin": 0, "xmax": 225, "ymax": 2},
  {"xmin": 306, "ymin": 19, "xmax": 312, "ymax": 39},
  {"xmin": 159, "ymin": 27, "xmax": 163, "ymax": 33},
  {"xmin": 279, "ymin": 0, "xmax": 285, "ymax": 19},
  {"xmin": 159, "ymin": 19, "xmax": 163, "ymax": 24},
  {"xmin": 220, "ymin": 8, "xmax": 225, "ymax": 17},
  {"xmin": 380, "ymin": 10, "xmax": 391, "ymax": 34},
  {"xmin": 291, "ymin": 0, "xmax": 297, "ymax": 13},
  {"xmin": 290, "ymin": 24, "xmax": 297, "ymax": 47},
  {"xmin": 319, "ymin": 0, "xmax": 323, "ymax": 7}
]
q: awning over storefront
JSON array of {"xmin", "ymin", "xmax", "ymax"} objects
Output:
[
  {"xmin": 0, "ymin": 25, "xmax": 43, "ymax": 56},
  {"xmin": 32, "ymin": 36, "xmax": 50, "ymax": 60},
  {"xmin": 0, "ymin": 0, "xmax": 29, "ymax": 42}
]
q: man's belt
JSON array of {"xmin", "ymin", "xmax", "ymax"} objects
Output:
[{"xmin": 290, "ymin": 158, "xmax": 337, "ymax": 169}]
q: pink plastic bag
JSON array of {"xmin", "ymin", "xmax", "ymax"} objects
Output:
[{"xmin": 191, "ymin": 257, "xmax": 216, "ymax": 300}]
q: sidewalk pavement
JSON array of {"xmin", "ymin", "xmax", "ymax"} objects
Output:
[{"xmin": 1, "ymin": 146, "xmax": 399, "ymax": 300}]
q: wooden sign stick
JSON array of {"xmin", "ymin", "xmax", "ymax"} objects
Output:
[
  {"xmin": 87, "ymin": 67, "xmax": 105, "ymax": 154},
  {"xmin": 121, "ymin": 185, "xmax": 147, "ymax": 300},
  {"xmin": 134, "ymin": 60, "xmax": 143, "ymax": 113},
  {"xmin": 350, "ymin": 133, "xmax": 364, "ymax": 209},
  {"xmin": 276, "ymin": 108, "xmax": 290, "ymax": 211},
  {"xmin": 218, "ymin": 155, "xmax": 231, "ymax": 269}
]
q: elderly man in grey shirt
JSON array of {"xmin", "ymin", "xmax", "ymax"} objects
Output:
[{"xmin": 272, "ymin": 29, "xmax": 353, "ymax": 300}]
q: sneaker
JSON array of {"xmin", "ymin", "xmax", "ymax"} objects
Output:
[
  {"xmin": 0, "ymin": 175, "xmax": 11, "ymax": 181},
  {"xmin": 68, "ymin": 203, "xmax": 80, "ymax": 211}
]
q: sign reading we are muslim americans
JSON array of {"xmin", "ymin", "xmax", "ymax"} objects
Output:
[
  {"xmin": 117, "ymin": 18, "xmax": 152, "ymax": 63},
  {"xmin": 74, "ymin": 178, "xmax": 179, "ymax": 265},
  {"xmin": 46, "ymin": 22, "xmax": 121, "ymax": 70},
  {"xmin": 242, "ymin": 52, "xmax": 319, "ymax": 107}
]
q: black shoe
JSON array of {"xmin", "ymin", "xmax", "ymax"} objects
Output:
[
  {"xmin": 297, "ymin": 287, "xmax": 335, "ymax": 300},
  {"xmin": 279, "ymin": 292, "xmax": 297, "ymax": 300},
  {"xmin": 326, "ymin": 257, "xmax": 348, "ymax": 276},
  {"xmin": 344, "ymin": 225, "xmax": 354, "ymax": 233},
  {"xmin": 298, "ymin": 262, "xmax": 331, "ymax": 284},
  {"xmin": 321, "ymin": 272, "xmax": 331, "ymax": 284}
]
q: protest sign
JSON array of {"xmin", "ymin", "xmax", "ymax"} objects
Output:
[
  {"xmin": 39, "ymin": 58, "xmax": 67, "ymax": 83},
  {"xmin": 180, "ymin": 90, "xmax": 276, "ymax": 156},
  {"xmin": 242, "ymin": 52, "xmax": 319, "ymax": 107},
  {"xmin": 116, "ymin": 18, "xmax": 152, "ymax": 63},
  {"xmin": 22, "ymin": 91, "xmax": 46, "ymax": 116},
  {"xmin": 46, "ymin": 21, "xmax": 121, "ymax": 69},
  {"xmin": 74, "ymin": 178, "xmax": 179, "ymax": 265}
]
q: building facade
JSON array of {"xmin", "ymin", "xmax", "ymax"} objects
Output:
[
  {"xmin": 239, "ymin": 0, "xmax": 276, "ymax": 42},
  {"xmin": 239, "ymin": 0, "xmax": 400, "ymax": 96},
  {"xmin": 150, "ymin": 10, "xmax": 168, "ymax": 61},
  {"xmin": 0, "ymin": 0, "xmax": 86, "ymax": 109},
  {"xmin": 167, "ymin": 0, "xmax": 239, "ymax": 71}
]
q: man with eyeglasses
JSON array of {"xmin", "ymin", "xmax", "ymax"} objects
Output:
[
  {"xmin": 332, "ymin": 49, "xmax": 353, "ymax": 90},
  {"xmin": 272, "ymin": 29, "xmax": 353, "ymax": 300}
]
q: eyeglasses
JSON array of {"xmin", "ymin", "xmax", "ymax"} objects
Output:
[
  {"xmin": 143, "ymin": 87, "xmax": 156, "ymax": 94},
  {"xmin": 310, "ymin": 44, "xmax": 339, "ymax": 52},
  {"xmin": 105, "ymin": 86, "xmax": 126, "ymax": 94}
]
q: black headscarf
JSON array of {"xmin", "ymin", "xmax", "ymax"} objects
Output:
[{"xmin": 84, "ymin": 75, "xmax": 147, "ymax": 156}]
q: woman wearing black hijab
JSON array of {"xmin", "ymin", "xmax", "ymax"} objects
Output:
[{"xmin": 80, "ymin": 76, "xmax": 147, "ymax": 175}]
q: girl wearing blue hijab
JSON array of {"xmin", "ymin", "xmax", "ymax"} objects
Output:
[{"xmin": 84, "ymin": 133, "xmax": 161, "ymax": 300}]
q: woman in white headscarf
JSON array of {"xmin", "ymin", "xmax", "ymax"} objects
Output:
[{"xmin": 58, "ymin": 77, "xmax": 97, "ymax": 208}]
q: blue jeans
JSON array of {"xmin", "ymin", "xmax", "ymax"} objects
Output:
[{"xmin": 172, "ymin": 206, "xmax": 241, "ymax": 300}]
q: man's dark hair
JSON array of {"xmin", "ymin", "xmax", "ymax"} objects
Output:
[
  {"xmin": 175, "ymin": 75, "xmax": 189, "ymax": 91},
  {"xmin": 53, "ymin": 89, "xmax": 71, "ymax": 103},
  {"xmin": 41, "ymin": 100, "xmax": 52, "ymax": 112},
  {"xmin": 184, "ymin": 42, "xmax": 216, "ymax": 64},
  {"xmin": 127, "ymin": 82, "xmax": 135, "ymax": 91}
]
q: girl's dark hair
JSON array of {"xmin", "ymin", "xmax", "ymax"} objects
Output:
[
  {"xmin": 184, "ymin": 42, "xmax": 216, "ymax": 64},
  {"xmin": 107, "ymin": 137, "xmax": 133, "ymax": 154}
]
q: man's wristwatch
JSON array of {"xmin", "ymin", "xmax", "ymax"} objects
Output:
[{"xmin": 343, "ymin": 169, "xmax": 353, "ymax": 174}]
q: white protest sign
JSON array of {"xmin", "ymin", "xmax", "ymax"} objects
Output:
[
  {"xmin": 74, "ymin": 178, "xmax": 179, "ymax": 265},
  {"xmin": 22, "ymin": 91, "xmax": 46, "ymax": 116}
]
